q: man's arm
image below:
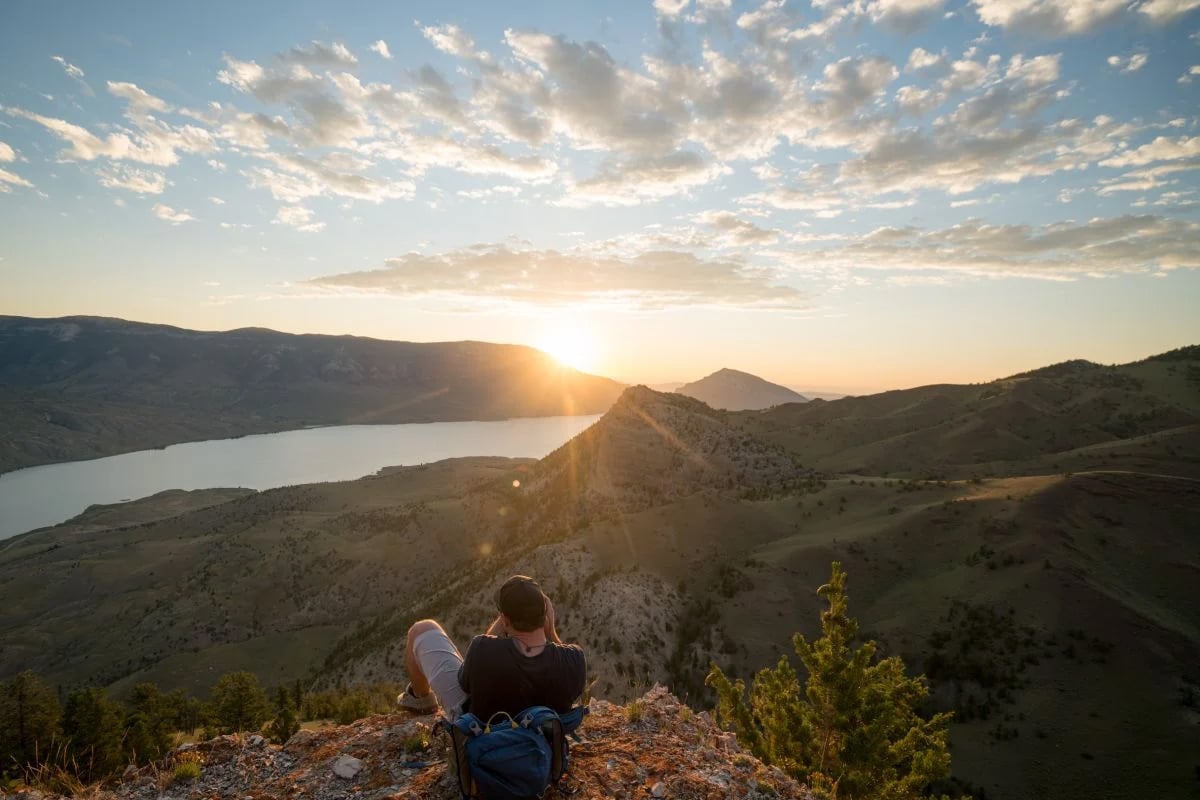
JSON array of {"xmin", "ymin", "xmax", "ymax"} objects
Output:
[
  {"xmin": 543, "ymin": 594, "xmax": 562, "ymax": 645},
  {"xmin": 457, "ymin": 637, "xmax": 475, "ymax": 694},
  {"xmin": 485, "ymin": 615, "xmax": 507, "ymax": 638}
]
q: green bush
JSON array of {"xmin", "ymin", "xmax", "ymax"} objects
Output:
[
  {"xmin": 707, "ymin": 563, "xmax": 958, "ymax": 800},
  {"xmin": 209, "ymin": 672, "xmax": 270, "ymax": 734}
]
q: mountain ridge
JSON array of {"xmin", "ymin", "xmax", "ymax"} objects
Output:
[{"xmin": 0, "ymin": 315, "xmax": 626, "ymax": 474}]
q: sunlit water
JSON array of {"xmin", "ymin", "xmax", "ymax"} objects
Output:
[{"xmin": 0, "ymin": 415, "xmax": 600, "ymax": 540}]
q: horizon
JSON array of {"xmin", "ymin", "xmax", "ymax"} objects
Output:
[
  {"xmin": 4, "ymin": 310, "xmax": 1192, "ymax": 395},
  {"xmin": 2, "ymin": 0, "xmax": 1199, "ymax": 393}
]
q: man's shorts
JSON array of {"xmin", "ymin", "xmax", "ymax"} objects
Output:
[{"xmin": 412, "ymin": 626, "xmax": 469, "ymax": 719}]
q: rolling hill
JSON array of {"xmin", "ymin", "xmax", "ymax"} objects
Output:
[
  {"xmin": 2, "ymin": 345, "xmax": 1198, "ymax": 799},
  {"xmin": 675, "ymin": 367, "xmax": 808, "ymax": 410},
  {"xmin": 0, "ymin": 315, "xmax": 625, "ymax": 474}
]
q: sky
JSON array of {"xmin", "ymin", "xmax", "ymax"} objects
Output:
[{"xmin": 1, "ymin": 0, "xmax": 1198, "ymax": 393}]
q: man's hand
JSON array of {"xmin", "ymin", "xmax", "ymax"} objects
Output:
[
  {"xmin": 543, "ymin": 594, "xmax": 562, "ymax": 644},
  {"xmin": 486, "ymin": 615, "xmax": 508, "ymax": 637}
]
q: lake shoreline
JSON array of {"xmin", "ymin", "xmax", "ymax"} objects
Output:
[
  {"xmin": 0, "ymin": 416, "xmax": 600, "ymax": 540},
  {"xmin": 0, "ymin": 411, "xmax": 608, "ymax": 478}
]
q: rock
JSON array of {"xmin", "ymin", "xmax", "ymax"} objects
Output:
[
  {"xmin": 248, "ymin": 734, "xmax": 265, "ymax": 747},
  {"xmin": 332, "ymin": 754, "xmax": 364, "ymax": 779},
  {"xmin": 651, "ymin": 781, "xmax": 667, "ymax": 797}
]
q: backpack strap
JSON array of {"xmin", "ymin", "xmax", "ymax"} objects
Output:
[
  {"xmin": 441, "ymin": 714, "xmax": 482, "ymax": 800},
  {"xmin": 559, "ymin": 704, "xmax": 589, "ymax": 741}
]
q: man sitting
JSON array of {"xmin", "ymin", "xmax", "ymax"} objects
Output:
[{"xmin": 398, "ymin": 575, "xmax": 586, "ymax": 721}]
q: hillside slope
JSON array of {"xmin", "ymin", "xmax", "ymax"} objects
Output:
[
  {"xmin": 0, "ymin": 315, "xmax": 625, "ymax": 473},
  {"xmin": 742, "ymin": 349, "xmax": 1200, "ymax": 478},
  {"xmin": 676, "ymin": 368, "xmax": 808, "ymax": 410}
]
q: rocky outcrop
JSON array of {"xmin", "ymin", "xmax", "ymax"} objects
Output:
[{"xmin": 10, "ymin": 688, "xmax": 810, "ymax": 800}]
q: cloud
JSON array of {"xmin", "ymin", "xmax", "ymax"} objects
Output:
[
  {"xmin": 272, "ymin": 205, "xmax": 325, "ymax": 232},
  {"xmin": 905, "ymin": 47, "xmax": 946, "ymax": 72},
  {"xmin": 817, "ymin": 57, "xmax": 899, "ymax": 119},
  {"xmin": 693, "ymin": 210, "xmax": 780, "ymax": 245},
  {"xmin": 4, "ymin": 107, "xmax": 186, "ymax": 165},
  {"xmin": 0, "ymin": 142, "xmax": 14, "ymax": 161},
  {"xmin": 1107, "ymin": 53, "xmax": 1149, "ymax": 73},
  {"xmin": 789, "ymin": 215, "xmax": 1200, "ymax": 278},
  {"xmin": 107, "ymin": 81, "xmax": 171, "ymax": 115},
  {"xmin": 654, "ymin": 0, "xmax": 692, "ymax": 17},
  {"xmin": 278, "ymin": 41, "xmax": 358, "ymax": 69},
  {"xmin": 567, "ymin": 150, "xmax": 729, "ymax": 205},
  {"xmin": 895, "ymin": 85, "xmax": 941, "ymax": 115},
  {"xmin": 419, "ymin": 23, "xmax": 482, "ymax": 60},
  {"xmin": 370, "ymin": 40, "xmax": 392, "ymax": 59},
  {"xmin": 368, "ymin": 136, "xmax": 557, "ymax": 179},
  {"xmin": 868, "ymin": 0, "xmax": 946, "ymax": 31},
  {"xmin": 246, "ymin": 151, "xmax": 414, "ymax": 203},
  {"xmin": 97, "ymin": 165, "xmax": 167, "ymax": 194},
  {"xmin": 1101, "ymin": 136, "xmax": 1200, "ymax": 167},
  {"xmin": 973, "ymin": 0, "xmax": 1198, "ymax": 33},
  {"xmin": 152, "ymin": 204, "xmax": 194, "ymax": 224},
  {"xmin": 503, "ymin": 30, "xmax": 686, "ymax": 154},
  {"xmin": 217, "ymin": 55, "xmax": 370, "ymax": 147},
  {"xmin": 51, "ymin": 55, "xmax": 85, "ymax": 80},
  {"xmin": 970, "ymin": 0, "xmax": 1127, "ymax": 34},
  {"xmin": 0, "ymin": 167, "xmax": 33, "ymax": 192},
  {"xmin": 306, "ymin": 244, "xmax": 806, "ymax": 309},
  {"xmin": 1138, "ymin": 0, "xmax": 1200, "ymax": 22},
  {"xmin": 1178, "ymin": 65, "xmax": 1200, "ymax": 84},
  {"xmin": 51, "ymin": 55, "xmax": 93, "ymax": 95},
  {"xmin": 413, "ymin": 64, "xmax": 467, "ymax": 126}
]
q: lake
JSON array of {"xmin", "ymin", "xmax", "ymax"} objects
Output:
[{"xmin": 0, "ymin": 415, "xmax": 601, "ymax": 540}]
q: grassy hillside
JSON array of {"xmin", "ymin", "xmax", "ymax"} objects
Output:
[
  {"xmin": 742, "ymin": 353, "xmax": 1200, "ymax": 478},
  {"xmin": 2, "ymin": 346, "xmax": 1198, "ymax": 799},
  {"xmin": 0, "ymin": 315, "xmax": 625, "ymax": 473}
]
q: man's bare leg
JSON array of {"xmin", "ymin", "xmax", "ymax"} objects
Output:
[{"xmin": 404, "ymin": 619, "xmax": 442, "ymax": 697}]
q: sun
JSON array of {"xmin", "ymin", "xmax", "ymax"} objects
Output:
[{"xmin": 537, "ymin": 326, "xmax": 600, "ymax": 373}]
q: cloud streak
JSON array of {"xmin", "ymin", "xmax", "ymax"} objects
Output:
[{"xmin": 307, "ymin": 245, "xmax": 807, "ymax": 309}]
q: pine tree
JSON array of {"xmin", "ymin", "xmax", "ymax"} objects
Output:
[
  {"xmin": 124, "ymin": 683, "xmax": 174, "ymax": 764},
  {"xmin": 209, "ymin": 672, "xmax": 270, "ymax": 734},
  {"xmin": 266, "ymin": 686, "xmax": 300, "ymax": 744},
  {"xmin": 0, "ymin": 670, "xmax": 61, "ymax": 775},
  {"xmin": 62, "ymin": 687, "xmax": 126, "ymax": 781},
  {"xmin": 707, "ymin": 562, "xmax": 958, "ymax": 800}
]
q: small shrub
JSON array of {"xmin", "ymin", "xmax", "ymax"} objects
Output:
[
  {"xmin": 171, "ymin": 752, "xmax": 204, "ymax": 784},
  {"xmin": 625, "ymin": 699, "xmax": 644, "ymax": 723},
  {"xmin": 403, "ymin": 731, "xmax": 430, "ymax": 754}
]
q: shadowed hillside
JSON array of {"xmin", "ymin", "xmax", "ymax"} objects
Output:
[
  {"xmin": 675, "ymin": 367, "xmax": 808, "ymax": 410},
  {"xmin": 742, "ymin": 351, "xmax": 1200, "ymax": 479},
  {"xmin": 2, "ymin": 348, "xmax": 1198, "ymax": 799},
  {"xmin": 0, "ymin": 315, "xmax": 625, "ymax": 473}
]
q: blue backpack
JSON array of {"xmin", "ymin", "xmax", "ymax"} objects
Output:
[{"xmin": 444, "ymin": 705, "xmax": 588, "ymax": 800}]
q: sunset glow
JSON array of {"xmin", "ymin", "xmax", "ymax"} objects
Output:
[
  {"xmin": 0, "ymin": 1, "xmax": 1197, "ymax": 391},
  {"xmin": 538, "ymin": 326, "xmax": 601, "ymax": 374}
]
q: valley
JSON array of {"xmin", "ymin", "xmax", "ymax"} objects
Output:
[{"xmin": 1, "ymin": 347, "xmax": 1198, "ymax": 799}]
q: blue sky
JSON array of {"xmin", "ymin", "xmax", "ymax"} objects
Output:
[{"xmin": 1, "ymin": 0, "xmax": 1198, "ymax": 392}]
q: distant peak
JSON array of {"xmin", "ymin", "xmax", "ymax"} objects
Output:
[{"xmin": 676, "ymin": 368, "xmax": 808, "ymax": 411}]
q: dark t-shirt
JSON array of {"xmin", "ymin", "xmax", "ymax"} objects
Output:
[{"xmin": 457, "ymin": 635, "xmax": 586, "ymax": 722}]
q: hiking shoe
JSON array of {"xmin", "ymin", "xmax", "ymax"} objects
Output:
[{"xmin": 397, "ymin": 684, "xmax": 437, "ymax": 713}]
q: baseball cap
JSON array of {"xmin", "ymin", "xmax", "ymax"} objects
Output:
[{"xmin": 495, "ymin": 575, "xmax": 545, "ymax": 631}]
